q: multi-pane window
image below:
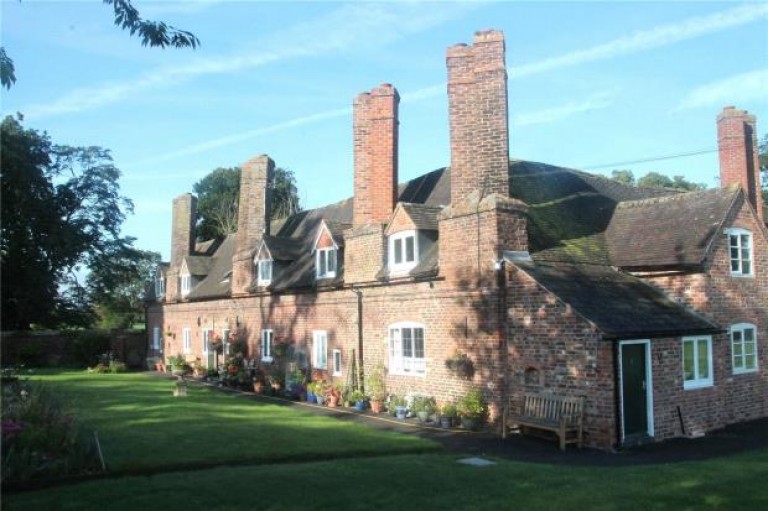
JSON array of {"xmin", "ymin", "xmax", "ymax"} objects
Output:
[
  {"xmin": 152, "ymin": 327, "xmax": 161, "ymax": 350},
  {"xmin": 261, "ymin": 329, "xmax": 273, "ymax": 362},
  {"xmin": 257, "ymin": 260, "xmax": 273, "ymax": 286},
  {"xmin": 389, "ymin": 231, "xmax": 418, "ymax": 273},
  {"xmin": 731, "ymin": 323, "xmax": 758, "ymax": 374},
  {"xmin": 389, "ymin": 322, "xmax": 426, "ymax": 375},
  {"xmin": 682, "ymin": 336, "xmax": 713, "ymax": 389},
  {"xmin": 154, "ymin": 274, "xmax": 165, "ymax": 297},
  {"xmin": 180, "ymin": 272, "xmax": 192, "ymax": 297},
  {"xmin": 313, "ymin": 331, "xmax": 328, "ymax": 369},
  {"xmin": 182, "ymin": 328, "xmax": 192, "ymax": 355},
  {"xmin": 727, "ymin": 228, "xmax": 752, "ymax": 276},
  {"xmin": 332, "ymin": 349, "xmax": 342, "ymax": 376},
  {"xmin": 202, "ymin": 329, "xmax": 212, "ymax": 356},
  {"xmin": 316, "ymin": 248, "xmax": 337, "ymax": 279},
  {"xmin": 222, "ymin": 329, "xmax": 231, "ymax": 356}
]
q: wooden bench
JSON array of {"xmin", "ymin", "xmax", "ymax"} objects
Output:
[{"xmin": 508, "ymin": 393, "xmax": 584, "ymax": 451}]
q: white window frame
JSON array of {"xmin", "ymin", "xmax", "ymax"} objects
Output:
[
  {"xmin": 316, "ymin": 248, "xmax": 337, "ymax": 279},
  {"xmin": 682, "ymin": 336, "xmax": 713, "ymax": 390},
  {"xmin": 332, "ymin": 349, "xmax": 342, "ymax": 376},
  {"xmin": 154, "ymin": 273, "xmax": 165, "ymax": 297},
  {"xmin": 182, "ymin": 328, "xmax": 192, "ymax": 355},
  {"xmin": 222, "ymin": 329, "xmax": 231, "ymax": 356},
  {"xmin": 152, "ymin": 327, "xmax": 161, "ymax": 350},
  {"xmin": 261, "ymin": 329, "xmax": 273, "ymax": 362},
  {"xmin": 389, "ymin": 230, "xmax": 418, "ymax": 274},
  {"xmin": 313, "ymin": 331, "xmax": 328, "ymax": 370},
  {"xmin": 730, "ymin": 323, "xmax": 758, "ymax": 374},
  {"xmin": 257, "ymin": 259, "xmax": 273, "ymax": 287},
  {"xmin": 180, "ymin": 262, "xmax": 192, "ymax": 297},
  {"xmin": 388, "ymin": 322, "xmax": 426, "ymax": 376},
  {"xmin": 727, "ymin": 228, "xmax": 753, "ymax": 277},
  {"xmin": 202, "ymin": 328, "xmax": 212, "ymax": 357}
]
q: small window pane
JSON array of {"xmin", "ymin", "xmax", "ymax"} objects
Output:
[
  {"xmin": 745, "ymin": 354, "xmax": 756, "ymax": 369},
  {"xmin": 403, "ymin": 328, "xmax": 413, "ymax": 357},
  {"xmin": 683, "ymin": 341, "xmax": 695, "ymax": 381},
  {"xmin": 328, "ymin": 250, "xmax": 336, "ymax": 272},
  {"xmin": 697, "ymin": 339, "xmax": 709, "ymax": 379},
  {"xmin": 414, "ymin": 328, "xmax": 424, "ymax": 358},
  {"xmin": 394, "ymin": 239, "xmax": 402, "ymax": 264},
  {"xmin": 405, "ymin": 236, "xmax": 415, "ymax": 262}
]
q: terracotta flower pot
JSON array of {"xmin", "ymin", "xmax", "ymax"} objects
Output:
[
  {"xmin": 253, "ymin": 381, "xmax": 265, "ymax": 394},
  {"xmin": 370, "ymin": 399, "xmax": 383, "ymax": 414}
]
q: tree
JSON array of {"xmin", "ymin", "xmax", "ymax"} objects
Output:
[
  {"xmin": 610, "ymin": 170, "xmax": 706, "ymax": 191},
  {"xmin": 1, "ymin": 115, "xmax": 134, "ymax": 330},
  {"xmin": 1, "ymin": 0, "xmax": 199, "ymax": 89},
  {"xmin": 88, "ymin": 247, "xmax": 161, "ymax": 329},
  {"xmin": 193, "ymin": 166, "xmax": 302, "ymax": 240}
]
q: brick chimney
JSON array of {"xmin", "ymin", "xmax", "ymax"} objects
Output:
[
  {"xmin": 447, "ymin": 30, "xmax": 509, "ymax": 205},
  {"xmin": 166, "ymin": 193, "xmax": 197, "ymax": 301},
  {"xmin": 717, "ymin": 106, "xmax": 763, "ymax": 221},
  {"xmin": 353, "ymin": 84, "xmax": 399, "ymax": 226},
  {"xmin": 232, "ymin": 154, "xmax": 274, "ymax": 295}
]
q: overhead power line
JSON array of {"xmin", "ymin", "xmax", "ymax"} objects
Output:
[{"xmin": 581, "ymin": 148, "xmax": 718, "ymax": 170}]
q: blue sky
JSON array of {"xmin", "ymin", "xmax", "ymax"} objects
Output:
[{"xmin": 3, "ymin": 1, "xmax": 767, "ymax": 261}]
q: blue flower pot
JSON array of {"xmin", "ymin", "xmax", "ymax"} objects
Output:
[
  {"xmin": 355, "ymin": 400, "xmax": 366, "ymax": 412},
  {"xmin": 306, "ymin": 391, "xmax": 315, "ymax": 403}
]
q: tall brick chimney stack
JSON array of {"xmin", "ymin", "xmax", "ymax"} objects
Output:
[
  {"xmin": 447, "ymin": 30, "xmax": 509, "ymax": 205},
  {"xmin": 353, "ymin": 84, "xmax": 399, "ymax": 226},
  {"xmin": 232, "ymin": 154, "xmax": 274, "ymax": 295},
  {"xmin": 717, "ymin": 106, "xmax": 763, "ymax": 221},
  {"xmin": 166, "ymin": 193, "xmax": 197, "ymax": 301}
]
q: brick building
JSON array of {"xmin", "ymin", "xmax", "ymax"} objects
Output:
[{"xmin": 146, "ymin": 30, "xmax": 767, "ymax": 450}]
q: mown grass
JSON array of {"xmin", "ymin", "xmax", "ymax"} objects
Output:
[
  {"xmin": 21, "ymin": 371, "xmax": 436, "ymax": 473},
  {"xmin": 4, "ymin": 371, "xmax": 767, "ymax": 510},
  {"xmin": 6, "ymin": 449, "xmax": 767, "ymax": 510}
]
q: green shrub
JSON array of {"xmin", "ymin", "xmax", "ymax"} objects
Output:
[
  {"xmin": 456, "ymin": 388, "xmax": 487, "ymax": 419},
  {"xmin": 1, "ymin": 380, "xmax": 101, "ymax": 485},
  {"xmin": 68, "ymin": 330, "xmax": 111, "ymax": 367}
]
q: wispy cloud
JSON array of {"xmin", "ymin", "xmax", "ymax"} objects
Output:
[
  {"xmin": 509, "ymin": 3, "xmax": 768, "ymax": 79},
  {"xmin": 512, "ymin": 91, "xmax": 615, "ymax": 127},
  {"xmin": 23, "ymin": 2, "xmax": 477, "ymax": 119},
  {"xmin": 678, "ymin": 68, "xmax": 768, "ymax": 110}
]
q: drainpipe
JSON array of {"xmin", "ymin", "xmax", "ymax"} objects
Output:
[
  {"xmin": 613, "ymin": 340, "xmax": 622, "ymax": 450},
  {"xmin": 497, "ymin": 258, "xmax": 509, "ymax": 439},
  {"xmin": 350, "ymin": 286, "xmax": 365, "ymax": 393}
]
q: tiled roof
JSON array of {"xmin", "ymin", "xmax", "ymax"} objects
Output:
[
  {"xmin": 513, "ymin": 261, "xmax": 721, "ymax": 339},
  {"xmin": 186, "ymin": 234, "xmax": 235, "ymax": 300},
  {"xmin": 606, "ymin": 187, "xmax": 739, "ymax": 269},
  {"xmin": 400, "ymin": 203, "xmax": 442, "ymax": 231},
  {"xmin": 185, "ymin": 256, "xmax": 213, "ymax": 276}
]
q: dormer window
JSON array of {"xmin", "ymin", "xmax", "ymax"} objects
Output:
[
  {"xmin": 180, "ymin": 263, "xmax": 191, "ymax": 297},
  {"xmin": 389, "ymin": 230, "xmax": 418, "ymax": 274},
  {"xmin": 257, "ymin": 260, "xmax": 273, "ymax": 287},
  {"xmin": 316, "ymin": 248, "xmax": 337, "ymax": 279},
  {"xmin": 727, "ymin": 228, "xmax": 752, "ymax": 277},
  {"xmin": 154, "ymin": 273, "xmax": 165, "ymax": 297}
]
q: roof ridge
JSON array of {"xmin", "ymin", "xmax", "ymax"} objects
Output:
[{"xmin": 616, "ymin": 187, "xmax": 731, "ymax": 209}]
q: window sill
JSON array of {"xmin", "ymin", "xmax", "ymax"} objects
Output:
[
  {"xmin": 729, "ymin": 273, "xmax": 754, "ymax": 278},
  {"xmin": 332, "ymin": 371, "xmax": 341, "ymax": 377},
  {"xmin": 388, "ymin": 369, "xmax": 427, "ymax": 378},
  {"xmin": 732, "ymin": 368, "xmax": 758, "ymax": 375},
  {"xmin": 683, "ymin": 380, "xmax": 713, "ymax": 390},
  {"xmin": 261, "ymin": 357, "xmax": 274, "ymax": 364}
]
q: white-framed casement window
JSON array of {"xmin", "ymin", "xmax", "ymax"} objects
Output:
[
  {"xmin": 261, "ymin": 329, "xmax": 273, "ymax": 362},
  {"xmin": 257, "ymin": 259, "xmax": 273, "ymax": 287},
  {"xmin": 152, "ymin": 327, "xmax": 161, "ymax": 351},
  {"xmin": 202, "ymin": 329, "xmax": 212, "ymax": 357},
  {"xmin": 154, "ymin": 273, "xmax": 165, "ymax": 298},
  {"xmin": 389, "ymin": 322, "xmax": 426, "ymax": 376},
  {"xmin": 182, "ymin": 328, "xmax": 192, "ymax": 355},
  {"xmin": 222, "ymin": 329, "xmax": 231, "ymax": 356},
  {"xmin": 730, "ymin": 323, "xmax": 758, "ymax": 374},
  {"xmin": 313, "ymin": 331, "xmax": 328, "ymax": 369},
  {"xmin": 727, "ymin": 228, "xmax": 753, "ymax": 277},
  {"xmin": 316, "ymin": 248, "xmax": 337, "ymax": 279},
  {"xmin": 682, "ymin": 336, "xmax": 713, "ymax": 390},
  {"xmin": 389, "ymin": 230, "xmax": 418, "ymax": 274},
  {"xmin": 332, "ymin": 349, "xmax": 342, "ymax": 376},
  {"xmin": 180, "ymin": 264, "xmax": 192, "ymax": 297}
]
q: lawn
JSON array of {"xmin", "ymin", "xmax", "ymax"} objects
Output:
[{"xmin": 4, "ymin": 371, "xmax": 767, "ymax": 510}]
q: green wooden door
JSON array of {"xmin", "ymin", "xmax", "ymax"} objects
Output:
[{"xmin": 621, "ymin": 343, "xmax": 648, "ymax": 437}]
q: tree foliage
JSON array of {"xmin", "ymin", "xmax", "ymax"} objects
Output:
[
  {"xmin": 1, "ymin": 116, "xmax": 134, "ymax": 330},
  {"xmin": 87, "ymin": 247, "xmax": 160, "ymax": 329},
  {"xmin": 193, "ymin": 166, "xmax": 302, "ymax": 240},
  {"xmin": 1, "ymin": 0, "xmax": 199, "ymax": 89},
  {"xmin": 610, "ymin": 169, "xmax": 706, "ymax": 191}
]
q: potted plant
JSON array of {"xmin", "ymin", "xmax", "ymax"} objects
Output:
[
  {"xmin": 167, "ymin": 354, "xmax": 187, "ymax": 375},
  {"xmin": 457, "ymin": 388, "xmax": 487, "ymax": 431},
  {"xmin": 412, "ymin": 395, "xmax": 437, "ymax": 423},
  {"xmin": 349, "ymin": 390, "xmax": 367, "ymax": 411},
  {"xmin": 366, "ymin": 364, "xmax": 387, "ymax": 414},
  {"xmin": 327, "ymin": 384, "xmax": 342, "ymax": 407},
  {"xmin": 269, "ymin": 374, "xmax": 284, "ymax": 393},
  {"xmin": 311, "ymin": 381, "xmax": 326, "ymax": 405},
  {"xmin": 391, "ymin": 395, "xmax": 408, "ymax": 420},
  {"xmin": 306, "ymin": 381, "xmax": 317, "ymax": 403},
  {"xmin": 252, "ymin": 370, "xmax": 266, "ymax": 394},
  {"xmin": 445, "ymin": 351, "xmax": 475, "ymax": 379},
  {"xmin": 440, "ymin": 404, "xmax": 457, "ymax": 428}
]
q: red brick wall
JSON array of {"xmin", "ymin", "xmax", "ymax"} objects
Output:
[
  {"xmin": 640, "ymin": 199, "xmax": 768, "ymax": 438},
  {"xmin": 344, "ymin": 224, "xmax": 386, "ymax": 284},
  {"xmin": 353, "ymin": 84, "xmax": 399, "ymax": 227},
  {"xmin": 447, "ymin": 30, "xmax": 509, "ymax": 205},
  {"xmin": 717, "ymin": 107, "xmax": 763, "ymax": 221}
]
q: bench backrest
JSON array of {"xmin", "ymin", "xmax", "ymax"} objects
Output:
[{"xmin": 521, "ymin": 393, "xmax": 583, "ymax": 420}]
